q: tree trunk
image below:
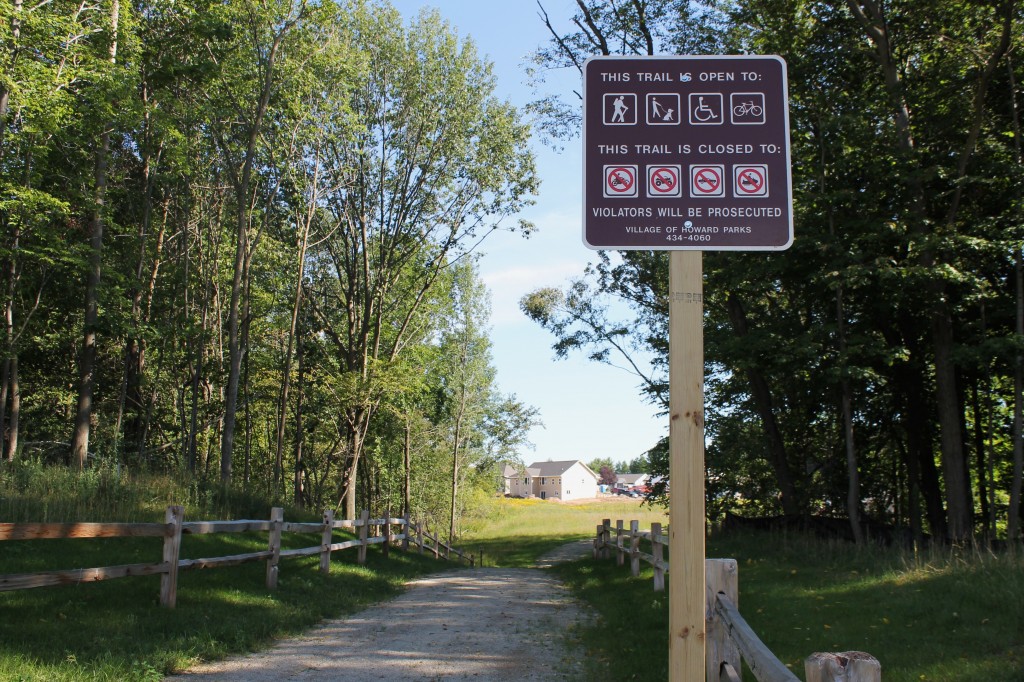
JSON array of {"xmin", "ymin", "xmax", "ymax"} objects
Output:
[
  {"xmin": 403, "ymin": 414, "xmax": 412, "ymax": 518},
  {"xmin": 725, "ymin": 293, "xmax": 800, "ymax": 515},
  {"xmin": 293, "ymin": 332, "xmax": 305, "ymax": 508},
  {"xmin": 1007, "ymin": 59, "xmax": 1023, "ymax": 543},
  {"xmin": 276, "ymin": 221, "xmax": 310, "ymax": 487},
  {"xmin": 71, "ymin": 0, "xmax": 119, "ymax": 469},
  {"xmin": 220, "ymin": 27, "xmax": 287, "ymax": 486}
]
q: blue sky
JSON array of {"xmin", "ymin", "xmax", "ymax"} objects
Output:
[{"xmin": 390, "ymin": 0, "xmax": 665, "ymax": 465}]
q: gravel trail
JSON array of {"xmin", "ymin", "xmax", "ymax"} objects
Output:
[{"xmin": 169, "ymin": 546, "xmax": 592, "ymax": 681}]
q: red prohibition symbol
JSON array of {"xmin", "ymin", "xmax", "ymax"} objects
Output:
[
  {"xmin": 693, "ymin": 167, "xmax": 721, "ymax": 194},
  {"xmin": 606, "ymin": 166, "xmax": 635, "ymax": 193},
  {"xmin": 651, "ymin": 167, "xmax": 677, "ymax": 192},
  {"xmin": 737, "ymin": 167, "xmax": 765, "ymax": 194}
]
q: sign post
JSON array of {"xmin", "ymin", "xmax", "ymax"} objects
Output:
[{"xmin": 583, "ymin": 55, "xmax": 792, "ymax": 681}]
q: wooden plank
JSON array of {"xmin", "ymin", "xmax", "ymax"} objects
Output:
[
  {"xmin": 651, "ymin": 522, "xmax": 665, "ymax": 592},
  {"xmin": 714, "ymin": 592, "xmax": 799, "ymax": 682},
  {"xmin": 668, "ymin": 250, "xmax": 706, "ymax": 682},
  {"xmin": 615, "ymin": 520, "xmax": 625, "ymax": 566},
  {"xmin": 805, "ymin": 652, "xmax": 881, "ymax": 682},
  {"xmin": 706, "ymin": 559, "xmax": 741, "ymax": 682},
  {"xmin": 357, "ymin": 509, "xmax": 370, "ymax": 564},
  {"xmin": 280, "ymin": 546, "xmax": 321, "ymax": 559},
  {"xmin": 630, "ymin": 520, "xmax": 641, "ymax": 577},
  {"xmin": 182, "ymin": 520, "xmax": 272, "ymax": 534},
  {"xmin": 266, "ymin": 507, "xmax": 283, "ymax": 589},
  {"xmin": 328, "ymin": 539, "xmax": 363, "ymax": 552},
  {"xmin": 320, "ymin": 509, "xmax": 334, "ymax": 574},
  {"xmin": 178, "ymin": 550, "xmax": 273, "ymax": 571},
  {"xmin": 281, "ymin": 521, "xmax": 323, "ymax": 533},
  {"xmin": 0, "ymin": 562, "xmax": 166, "ymax": 591},
  {"xmin": 720, "ymin": 661, "xmax": 743, "ymax": 682},
  {"xmin": 0, "ymin": 521, "xmax": 168, "ymax": 540},
  {"xmin": 160, "ymin": 505, "xmax": 183, "ymax": 608}
]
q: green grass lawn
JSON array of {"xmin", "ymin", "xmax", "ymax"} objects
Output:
[
  {"xmin": 4, "ymin": 491, "xmax": 1022, "ymax": 681},
  {"xmin": 0, "ymin": 531, "xmax": 449, "ymax": 681},
  {"xmin": 541, "ymin": 517, "xmax": 1024, "ymax": 682}
]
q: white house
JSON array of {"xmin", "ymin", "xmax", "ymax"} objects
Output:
[{"xmin": 506, "ymin": 460, "xmax": 599, "ymax": 501}]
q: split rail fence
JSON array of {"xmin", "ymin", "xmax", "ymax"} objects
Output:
[
  {"xmin": 594, "ymin": 519, "xmax": 881, "ymax": 682},
  {"xmin": 0, "ymin": 506, "xmax": 473, "ymax": 608}
]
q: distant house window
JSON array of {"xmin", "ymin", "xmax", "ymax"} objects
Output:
[
  {"xmin": 523, "ymin": 478, "xmax": 528, "ymax": 484},
  {"xmin": 541, "ymin": 477, "xmax": 546, "ymax": 484}
]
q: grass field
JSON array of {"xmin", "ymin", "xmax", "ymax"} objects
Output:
[{"xmin": 3, "ymin": 481, "xmax": 1022, "ymax": 681}]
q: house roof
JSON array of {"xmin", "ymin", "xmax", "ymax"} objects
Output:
[
  {"xmin": 617, "ymin": 473, "xmax": 649, "ymax": 486},
  {"xmin": 524, "ymin": 460, "xmax": 599, "ymax": 479}
]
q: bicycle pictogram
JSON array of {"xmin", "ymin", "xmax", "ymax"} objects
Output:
[{"xmin": 730, "ymin": 93, "xmax": 766, "ymax": 125}]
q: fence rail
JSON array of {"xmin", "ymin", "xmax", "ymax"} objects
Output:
[
  {"xmin": 0, "ymin": 506, "xmax": 473, "ymax": 608},
  {"xmin": 594, "ymin": 519, "xmax": 881, "ymax": 682}
]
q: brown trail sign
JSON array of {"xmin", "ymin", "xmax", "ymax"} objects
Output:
[{"xmin": 582, "ymin": 55, "xmax": 793, "ymax": 682}]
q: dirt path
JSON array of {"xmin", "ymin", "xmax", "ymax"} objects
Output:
[{"xmin": 169, "ymin": 544, "xmax": 593, "ymax": 681}]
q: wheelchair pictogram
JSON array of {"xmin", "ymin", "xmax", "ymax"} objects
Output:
[{"xmin": 689, "ymin": 93, "xmax": 723, "ymax": 125}]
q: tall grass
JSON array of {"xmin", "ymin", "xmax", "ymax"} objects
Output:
[
  {"xmin": 0, "ymin": 458, "xmax": 304, "ymax": 523},
  {"xmin": 552, "ymin": 525, "xmax": 1024, "ymax": 681}
]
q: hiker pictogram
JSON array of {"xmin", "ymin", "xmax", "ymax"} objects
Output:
[
  {"xmin": 604, "ymin": 165, "xmax": 638, "ymax": 197},
  {"xmin": 734, "ymin": 165, "xmax": 768, "ymax": 196},
  {"xmin": 690, "ymin": 165, "xmax": 724, "ymax": 197},
  {"xmin": 604, "ymin": 93, "xmax": 637, "ymax": 125},
  {"xmin": 689, "ymin": 93, "xmax": 723, "ymax": 125},
  {"xmin": 647, "ymin": 165, "xmax": 681, "ymax": 197},
  {"xmin": 731, "ymin": 93, "xmax": 766, "ymax": 125},
  {"xmin": 646, "ymin": 93, "xmax": 680, "ymax": 125}
]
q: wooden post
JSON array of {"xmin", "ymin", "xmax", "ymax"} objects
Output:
[
  {"xmin": 159, "ymin": 505, "xmax": 183, "ymax": 608},
  {"xmin": 266, "ymin": 506, "xmax": 283, "ymax": 589},
  {"xmin": 651, "ymin": 521, "xmax": 666, "ymax": 592},
  {"xmin": 805, "ymin": 652, "xmax": 881, "ymax": 682},
  {"xmin": 357, "ymin": 509, "xmax": 370, "ymax": 564},
  {"xmin": 669, "ymin": 250, "xmax": 705, "ymax": 680},
  {"xmin": 615, "ymin": 519, "xmax": 625, "ymax": 566},
  {"xmin": 706, "ymin": 558, "xmax": 741, "ymax": 682},
  {"xmin": 402, "ymin": 514, "xmax": 410, "ymax": 551},
  {"xmin": 601, "ymin": 518, "xmax": 611, "ymax": 559},
  {"xmin": 320, "ymin": 509, "xmax": 334, "ymax": 574},
  {"xmin": 417, "ymin": 522, "xmax": 424, "ymax": 554},
  {"xmin": 630, "ymin": 520, "xmax": 641, "ymax": 577},
  {"xmin": 382, "ymin": 509, "xmax": 390, "ymax": 559},
  {"xmin": 594, "ymin": 524, "xmax": 603, "ymax": 559}
]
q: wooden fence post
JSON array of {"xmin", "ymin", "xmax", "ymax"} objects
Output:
[
  {"xmin": 402, "ymin": 514, "xmax": 410, "ymax": 551},
  {"xmin": 431, "ymin": 528, "xmax": 439, "ymax": 559},
  {"xmin": 651, "ymin": 522, "xmax": 665, "ymax": 591},
  {"xmin": 266, "ymin": 507, "xmax": 283, "ymax": 589},
  {"xmin": 357, "ymin": 509, "xmax": 370, "ymax": 564},
  {"xmin": 417, "ymin": 522, "xmax": 424, "ymax": 554},
  {"xmin": 159, "ymin": 505, "xmax": 183, "ymax": 608},
  {"xmin": 630, "ymin": 520, "xmax": 641, "ymax": 577},
  {"xmin": 805, "ymin": 652, "xmax": 881, "ymax": 682},
  {"xmin": 594, "ymin": 524, "xmax": 603, "ymax": 559},
  {"xmin": 706, "ymin": 558, "xmax": 741, "ymax": 682},
  {"xmin": 382, "ymin": 509, "xmax": 391, "ymax": 559},
  {"xmin": 616, "ymin": 520, "xmax": 625, "ymax": 566},
  {"xmin": 320, "ymin": 509, "xmax": 334, "ymax": 574},
  {"xmin": 601, "ymin": 518, "xmax": 611, "ymax": 559}
]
